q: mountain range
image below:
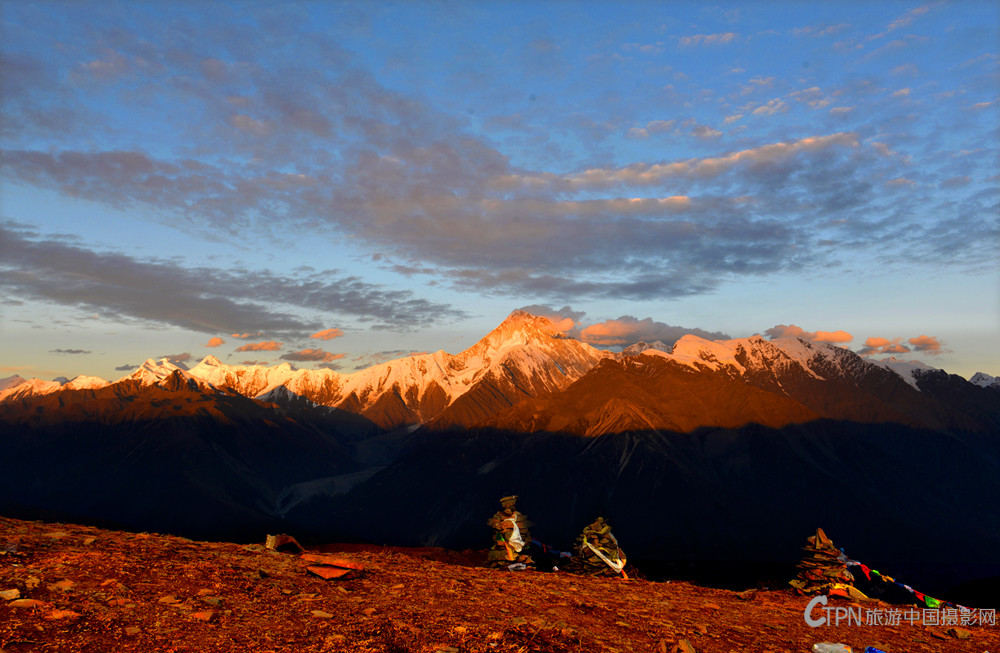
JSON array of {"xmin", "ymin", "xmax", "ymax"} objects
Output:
[{"xmin": 2, "ymin": 310, "xmax": 998, "ymax": 596}]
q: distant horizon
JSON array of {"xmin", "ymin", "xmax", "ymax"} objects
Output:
[
  {"xmin": 1, "ymin": 307, "xmax": 990, "ymax": 385},
  {"xmin": 2, "ymin": 1, "xmax": 997, "ymax": 384}
]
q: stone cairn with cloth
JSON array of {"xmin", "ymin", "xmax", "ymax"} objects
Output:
[
  {"xmin": 789, "ymin": 527, "xmax": 857, "ymax": 595},
  {"xmin": 566, "ymin": 516, "xmax": 628, "ymax": 579},
  {"xmin": 486, "ymin": 495, "xmax": 535, "ymax": 570}
]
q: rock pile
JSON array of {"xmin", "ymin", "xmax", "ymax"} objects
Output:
[
  {"xmin": 567, "ymin": 517, "xmax": 627, "ymax": 578},
  {"xmin": 789, "ymin": 528, "xmax": 855, "ymax": 594},
  {"xmin": 486, "ymin": 495, "xmax": 534, "ymax": 570}
]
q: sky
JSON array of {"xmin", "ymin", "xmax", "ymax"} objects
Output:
[{"xmin": 1, "ymin": 0, "xmax": 998, "ymax": 383}]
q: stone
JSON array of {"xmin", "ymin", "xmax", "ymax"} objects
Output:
[
  {"xmin": 947, "ymin": 627, "xmax": 972, "ymax": 639},
  {"xmin": 188, "ymin": 611, "xmax": 214, "ymax": 622},
  {"xmin": 677, "ymin": 640, "xmax": 697, "ymax": 653},
  {"xmin": 8, "ymin": 599, "xmax": 48, "ymax": 609},
  {"xmin": 361, "ymin": 607, "xmax": 377, "ymax": 616},
  {"xmin": 1, "ymin": 589, "xmax": 21, "ymax": 600},
  {"xmin": 42, "ymin": 531, "xmax": 69, "ymax": 539},
  {"xmin": 124, "ymin": 626, "xmax": 141, "ymax": 636},
  {"xmin": 48, "ymin": 579, "xmax": 75, "ymax": 592},
  {"xmin": 83, "ymin": 537, "xmax": 97, "ymax": 545},
  {"xmin": 157, "ymin": 595, "xmax": 181, "ymax": 604},
  {"xmin": 45, "ymin": 609, "xmax": 81, "ymax": 620},
  {"xmin": 306, "ymin": 565, "xmax": 352, "ymax": 580},
  {"xmin": 311, "ymin": 610, "xmax": 333, "ymax": 618},
  {"xmin": 25, "ymin": 576, "xmax": 40, "ymax": 590}
]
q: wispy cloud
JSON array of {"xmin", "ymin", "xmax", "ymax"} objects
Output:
[
  {"xmin": 909, "ymin": 335, "xmax": 944, "ymax": 354},
  {"xmin": 311, "ymin": 328, "xmax": 344, "ymax": 341},
  {"xmin": 279, "ymin": 348, "xmax": 345, "ymax": 363},
  {"xmin": 0, "ymin": 223, "xmax": 464, "ymax": 334},
  {"xmin": 859, "ymin": 336, "xmax": 910, "ymax": 356},
  {"xmin": 235, "ymin": 341, "xmax": 283, "ymax": 352},
  {"xmin": 765, "ymin": 324, "xmax": 853, "ymax": 344},
  {"xmin": 205, "ymin": 337, "xmax": 225, "ymax": 347},
  {"xmin": 679, "ymin": 33, "xmax": 738, "ymax": 47}
]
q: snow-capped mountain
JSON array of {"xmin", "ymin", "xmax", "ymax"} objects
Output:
[
  {"xmin": 187, "ymin": 356, "xmax": 300, "ymax": 397},
  {"xmin": 188, "ymin": 310, "xmax": 612, "ymax": 429},
  {"xmin": 487, "ymin": 332, "xmax": 1000, "ymax": 435},
  {"xmin": 970, "ymin": 371, "xmax": 1000, "ymax": 390},
  {"xmin": 1, "ymin": 310, "xmax": 995, "ymax": 432},
  {"xmin": 872, "ymin": 356, "xmax": 940, "ymax": 389},
  {"xmin": 621, "ymin": 340, "xmax": 671, "ymax": 356},
  {"xmin": 0, "ymin": 374, "xmax": 108, "ymax": 402}
]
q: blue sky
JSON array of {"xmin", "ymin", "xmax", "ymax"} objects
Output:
[{"xmin": 1, "ymin": 0, "xmax": 997, "ymax": 381}]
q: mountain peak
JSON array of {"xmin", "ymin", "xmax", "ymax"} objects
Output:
[{"xmin": 463, "ymin": 311, "xmax": 571, "ymax": 359}]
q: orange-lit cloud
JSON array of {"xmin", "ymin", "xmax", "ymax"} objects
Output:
[
  {"xmin": 858, "ymin": 336, "xmax": 910, "ymax": 356},
  {"xmin": 235, "ymin": 341, "xmax": 283, "ymax": 352},
  {"xmin": 562, "ymin": 132, "xmax": 858, "ymax": 189},
  {"xmin": 205, "ymin": 337, "xmax": 225, "ymax": 347},
  {"xmin": 909, "ymin": 335, "xmax": 943, "ymax": 354},
  {"xmin": 231, "ymin": 332, "xmax": 262, "ymax": 339},
  {"xmin": 279, "ymin": 348, "xmax": 345, "ymax": 363},
  {"xmin": 765, "ymin": 324, "xmax": 853, "ymax": 344},
  {"xmin": 517, "ymin": 305, "xmax": 583, "ymax": 333},
  {"xmin": 310, "ymin": 328, "xmax": 344, "ymax": 341},
  {"xmin": 160, "ymin": 352, "xmax": 193, "ymax": 365}
]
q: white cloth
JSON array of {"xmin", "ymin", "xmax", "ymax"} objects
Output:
[
  {"xmin": 504, "ymin": 515, "xmax": 524, "ymax": 552},
  {"xmin": 582, "ymin": 536, "xmax": 625, "ymax": 573}
]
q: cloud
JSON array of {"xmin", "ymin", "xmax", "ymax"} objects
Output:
[
  {"xmin": 692, "ymin": 124, "xmax": 722, "ymax": 139},
  {"xmin": 791, "ymin": 23, "xmax": 851, "ymax": 38},
  {"xmin": 0, "ymin": 224, "xmax": 465, "ymax": 334},
  {"xmin": 2, "ymin": 5, "xmax": 992, "ymax": 311},
  {"xmin": 871, "ymin": 2, "xmax": 941, "ymax": 41},
  {"xmin": 114, "ymin": 363, "xmax": 139, "ymax": 371},
  {"xmin": 310, "ymin": 328, "xmax": 344, "ymax": 341},
  {"xmin": 516, "ymin": 304, "xmax": 585, "ymax": 333},
  {"xmin": 205, "ymin": 337, "xmax": 225, "ymax": 347},
  {"xmin": 50, "ymin": 348, "xmax": 92, "ymax": 355},
  {"xmin": 279, "ymin": 348, "xmax": 345, "ymax": 363},
  {"xmin": 858, "ymin": 337, "xmax": 910, "ymax": 356},
  {"xmin": 231, "ymin": 333, "xmax": 262, "ymax": 339},
  {"xmin": 235, "ymin": 341, "xmax": 283, "ymax": 352},
  {"xmin": 679, "ymin": 33, "xmax": 738, "ymax": 47},
  {"xmin": 561, "ymin": 133, "xmax": 858, "ymax": 189},
  {"xmin": 160, "ymin": 352, "xmax": 192, "ymax": 367},
  {"xmin": 909, "ymin": 335, "xmax": 943, "ymax": 354},
  {"xmin": 580, "ymin": 316, "xmax": 730, "ymax": 347},
  {"xmin": 751, "ymin": 98, "xmax": 789, "ymax": 116},
  {"xmin": 765, "ymin": 324, "xmax": 853, "ymax": 344}
]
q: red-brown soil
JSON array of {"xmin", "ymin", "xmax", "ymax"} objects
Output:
[{"xmin": 1, "ymin": 516, "xmax": 996, "ymax": 652}]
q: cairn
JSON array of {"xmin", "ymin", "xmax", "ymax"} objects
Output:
[
  {"xmin": 567, "ymin": 517, "xmax": 627, "ymax": 578},
  {"xmin": 486, "ymin": 495, "xmax": 534, "ymax": 570},
  {"xmin": 789, "ymin": 528, "xmax": 855, "ymax": 594}
]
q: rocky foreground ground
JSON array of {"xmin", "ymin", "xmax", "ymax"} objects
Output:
[{"xmin": 1, "ymin": 516, "xmax": 997, "ymax": 652}]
